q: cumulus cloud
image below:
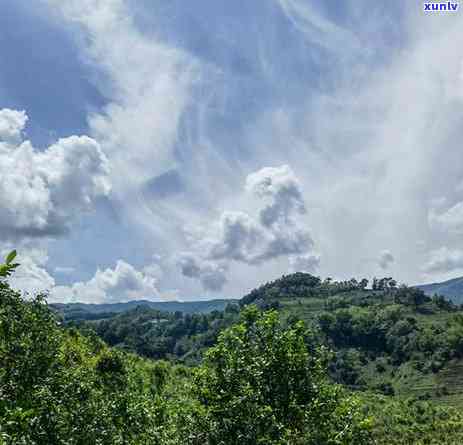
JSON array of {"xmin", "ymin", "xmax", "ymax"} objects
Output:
[
  {"xmin": 51, "ymin": 260, "xmax": 163, "ymax": 304},
  {"xmin": 29, "ymin": 0, "xmax": 463, "ymax": 298},
  {"xmin": 258, "ymin": 226, "xmax": 314, "ymax": 264},
  {"xmin": 43, "ymin": 0, "xmax": 205, "ymax": 272},
  {"xmin": 246, "ymin": 165, "xmax": 306, "ymax": 227},
  {"xmin": 0, "ymin": 108, "xmax": 111, "ymax": 239},
  {"xmin": 209, "ymin": 211, "xmax": 264, "ymax": 263},
  {"xmin": 2, "ymin": 242, "xmax": 165, "ymax": 304},
  {"xmin": 289, "ymin": 253, "xmax": 320, "ymax": 273},
  {"xmin": 10, "ymin": 258, "xmax": 55, "ymax": 296},
  {"xmin": 378, "ymin": 250, "xmax": 395, "ymax": 270},
  {"xmin": 0, "ymin": 243, "xmax": 55, "ymax": 296},
  {"xmin": 423, "ymin": 247, "xmax": 463, "ymax": 274},
  {"xmin": 177, "ymin": 252, "xmax": 228, "ymax": 292},
  {"xmin": 178, "ymin": 165, "xmax": 318, "ymax": 291},
  {"xmin": 0, "ymin": 109, "xmax": 27, "ymax": 145}
]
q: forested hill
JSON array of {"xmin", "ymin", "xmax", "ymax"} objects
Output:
[
  {"xmin": 5, "ymin": 250, "xmax": 463, "ymax": 443},
  {"xmin": 240, "ymin": 272, "xmax": 371, "ymax": 306},
  {"xmin": 51, "ymin": 298, "xmax": 236, "ymax": 321},
  {"xmin": 72, "ymin": 271, "xmax": 463, "ymax": 409},
  {"xmin": 417, "ymin": 276, "xmax": 463, "ymax": 303},
  {"xmin": 240, "ymin": 272, "xmax": 325, "ymax": 306},
  {"xmin": 244, "ymin": 273, "xmax": 463, "ymax": 404}
]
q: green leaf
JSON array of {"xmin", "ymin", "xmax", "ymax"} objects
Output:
[{"xmin": 5, "ymin": 250, "xmax": 17, "ymax": 265}]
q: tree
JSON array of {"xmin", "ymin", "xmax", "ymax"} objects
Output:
[
  {"xmin": 432, "ymin": 294, "xmax": 454, "ymax": 311},
  {"xmin": 359, "ymin": 278, "xmax": 369, "ymax": 290},
  {"xmin": 396, "ymin": 286, "xmax": 428, "ymax": 308},
  {"xmin": 192, "ymin": 306, "xmax": 372, "ymax": 444},
  {"xmin": 0, "ymin": 252, "xmax": 167, "ymax": 444},
  {"xmin": 0, "ymin": 250, "xmax": 19, "ymax": 278}
]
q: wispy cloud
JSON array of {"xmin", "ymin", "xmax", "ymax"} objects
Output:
[
  {"xmin": 277, "ymin": 0, "xmax": 360, "ymax": 54},
  {"xmin": 424, "ymin": 247, "xmax": 463, "ymax": 274},
  {"xmin": 4, "ymin": 0, "xmax": 463, "ymax": 300}
]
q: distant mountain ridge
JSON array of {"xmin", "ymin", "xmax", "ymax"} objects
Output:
[
  {"xmin": 416, "ymin": 277, "xmax": 463, "ymax": 304},
  {"xmin": 51, "ymin": 299, "xmax": 237, "ymax": 321}
]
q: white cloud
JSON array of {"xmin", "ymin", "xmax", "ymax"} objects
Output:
[
  {"xmin": 178, "ymin": 165, "xmax": 318, "ymax": 291},
  {"xmin": 0, "ymin": 109, "xmax": 111, "ymax": 239},
  {"xmin": 0, "ymin": 108, "xmax": 111, "ymax": 297},
  {"xmin": 1, "ymin": 244, "xmax": 56, "ymax": 296},
  {"xmin": 177, "ymin": 252, "xmax": 228, "ymax": 292},
  {"xmin": 277, "ymin": 0, "xmax": 360, "ymax": 54},
  {"xmin": 245, "ymin": 165, "xmax": 305, "ymax": 227},
  {"xmin": 289, "ymin": 253, "xmax": 320, "ymax": 273},
  {"xmin": 51, "ymin": 260, "xmax": 163, "ymax": 303},
  {"xmin": 254, "ymin": 5, "xmax": 463, "ymax": 285},
  {"xmin": 2, "ymin": 244, "xmax": 166, "ymax": 304},
  {"xmin": 29, "ymin": 1, "xmax": 463, "ymax": 298},
  {"xmin": 209, "ymin": 211, "xmax": 265, "ymax": 263},
  {"xmin": 423, "ymin": 247, "xmax": 463, "ymax": 274},
  {"xmin": 0, "ymin": 109, "xmax": 27, "ymax": 145},
  {"xmin": 47, "ymin": 0, "xmax": 199, "ymax": 190},
  {"xmin": 378, "ymin": 250, "xmax": 395, "ymax": 270},
  {"xmin": 429, "ymin": 201, "xmax": 463, "ymax": 234},
  {"xmin": 11, "ymin": 258, "xmax": 55, "ymax": 296},
  {"xmin": 257, "ymin": 225, "xmax": 314, "ymax": 264}
]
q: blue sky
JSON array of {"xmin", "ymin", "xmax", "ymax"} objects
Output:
[{"xmin": 1, "ymin": 0, "xmax": 463, "ymax": 303}]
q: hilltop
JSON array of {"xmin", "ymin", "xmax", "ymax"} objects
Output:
[{"xmin": 241, "ymin": 273, "xmax": 463, "ymax": 406}]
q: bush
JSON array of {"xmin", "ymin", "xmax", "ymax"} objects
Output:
[
  {"xmin": 191, "ymin": 306, "xmax": 372, "ymax": 444},
  {"xmin": 0, "ymin": 253, "xmax": 167, "ymax": 444}
]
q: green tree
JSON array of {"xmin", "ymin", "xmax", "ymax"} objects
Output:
[
  {"xmin": 192, "ymin": 306, "xmax": 371, "ymax": 444},
  {"xmin": 359, "ymin": 278, "xmax": 369, "ymax": 290},
  {"xmin": 396, "ymin": 285, "xmax": 428, "ymax": 308},
  {"xmin": 0, "ymin": 252, "xmax": 169, "ymax": 444}
]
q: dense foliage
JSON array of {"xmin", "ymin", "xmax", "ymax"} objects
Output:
[
  {"xmin": 51, "ymin": 299, "xmax": 235, "ymax": 322},
  {"xmin": 3, "ymin": 254, "xmax": 463, "ymax": 443},
  {"xmin": 192, "ymin": 306, "xmax": 371, "ymax": 444},
  {"xmin": 240, "ymin": 272, "xmax": 323, "ymax": 306},
  {"xmin": 0, "ymin": 255, "xmax": 374, "ymax": 444},
  {"xmin": 240, "ymin": 272, "xmax": 374, "ymax": 307},
  {"xmin": 88, "ymin": 304, "xmax": 240, "ymax": 363},
  {"xmin": 365, "ymin": 396, "xmax": 463, "ymax": 445},
  {"xmin": 0, "ymin": 256, "xmax": 170, "ymax": 444}
]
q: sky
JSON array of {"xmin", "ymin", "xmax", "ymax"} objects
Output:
[{"xmin": 1, "ymin": 0, "xmax": 463, "ymax": 303}]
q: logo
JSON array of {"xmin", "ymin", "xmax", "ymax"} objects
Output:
[{"xmin": 424, "ymin": 2, "xmax": 459, "ymax": 11}]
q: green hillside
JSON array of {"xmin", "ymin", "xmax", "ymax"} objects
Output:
[
  {"xmin": 72, "ymin": 272, "xmax": 463, "ymax": 410},
  {"xmin": 242, "ymin": 273, "xmax": 463, "ymax": 407},
  {"xmin": 417, "ymin": 276, "xmax": 463, "ymax": 304},
  {"xmin": 0, "ymin": 255, "xmax": 374, "ymax": 444},
  {"xmin": 51, "ymin": 298, "xmax": 236, "ymax": 322},
  {"xmin": 4, "ymin": 250, "xmax": 463, "ymax": 443}
]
